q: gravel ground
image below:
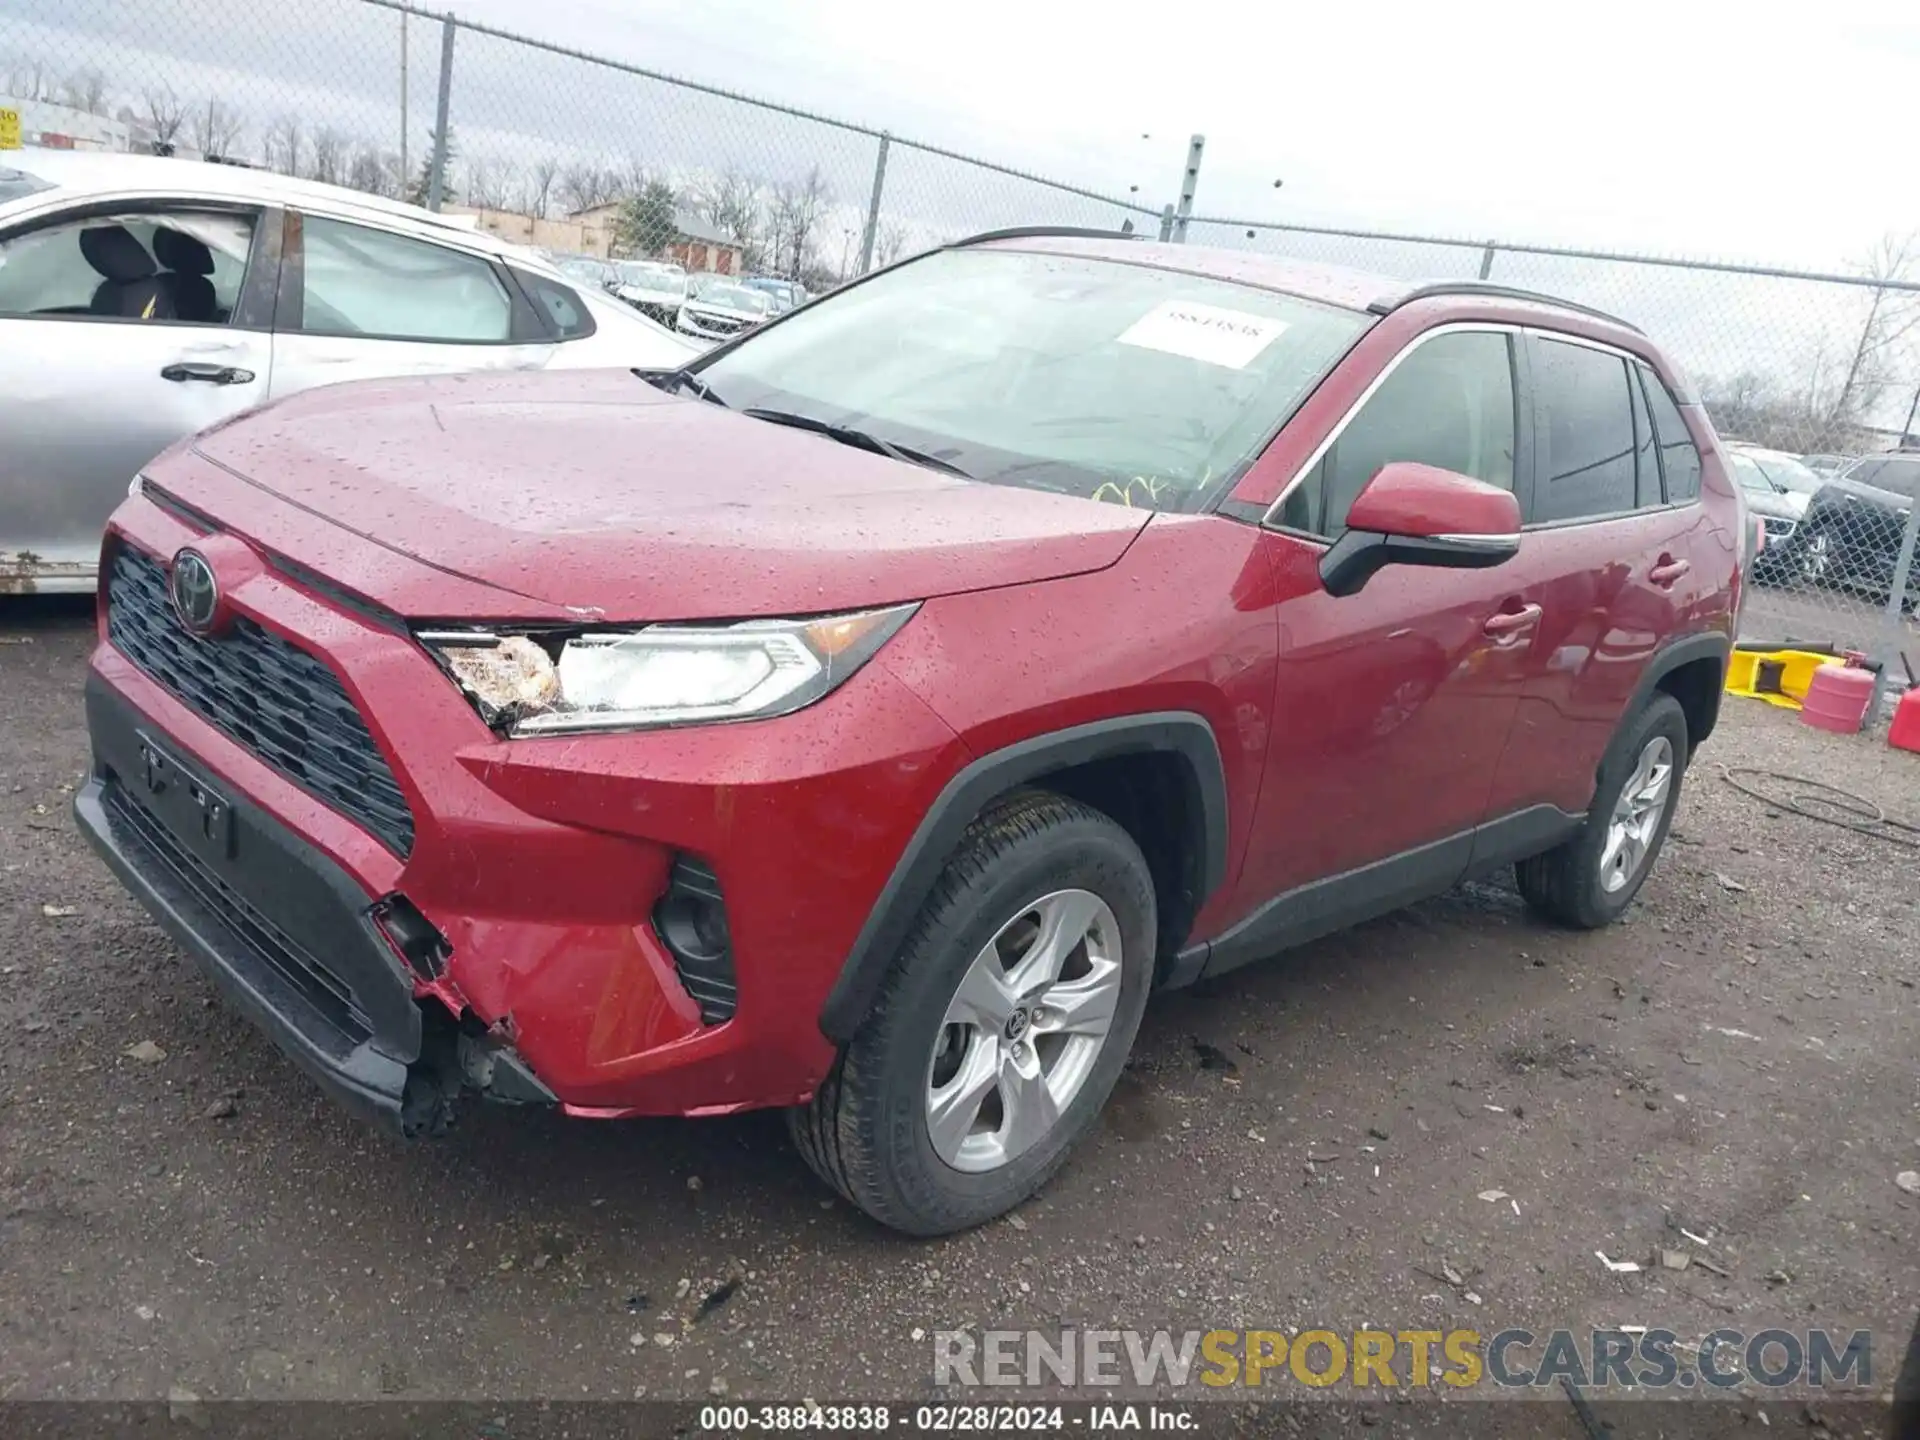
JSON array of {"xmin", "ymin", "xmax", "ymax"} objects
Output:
[{"xmin": 3, "ymin": 594, "xmax": 1918, "ymax": 1429}]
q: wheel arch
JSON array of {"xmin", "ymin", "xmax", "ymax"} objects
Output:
[
  {"xmin": 1627, "ymin": 630, "xmax": 1730, "ymax": 758},
  {"xmin": 817, "ymin": 713, "xmax": 1228, "ymax": 1044}
]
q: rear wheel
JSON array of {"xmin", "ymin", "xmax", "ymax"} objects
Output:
[
  {"xmin": 790, "ymin": 791, "xmax": 1155, "ymax": 1236},
  {"xmin": 1516, "ymin": 693, "xmax": 1689, "ymax": 929}
]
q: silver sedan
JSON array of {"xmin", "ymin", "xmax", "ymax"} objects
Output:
[{"xmin": 0, "ymin": 150, "xmax": 700, "ymax": 593}]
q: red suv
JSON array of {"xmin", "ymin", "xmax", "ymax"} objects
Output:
[{"xmin": 77, "ymin": 230, "xmax": 1742, "ymax": 1235}]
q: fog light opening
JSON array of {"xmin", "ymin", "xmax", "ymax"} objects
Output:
[{"xmin": 654, "ymin": 855, "xmax": 737, "ymax": 1025}]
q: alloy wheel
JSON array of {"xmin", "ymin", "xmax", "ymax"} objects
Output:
[
  {"xmin": 1599, "ymin": 736, "xmax": 1674, "ymax": 894},
  {"xmin": 924, "ymin": 888, "xmax": 1123, "ymax": 1173}
]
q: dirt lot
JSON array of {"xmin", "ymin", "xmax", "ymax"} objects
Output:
[{"xmin": 3, "ymin": 594, "xmax": 1917, "ymax": 1428}]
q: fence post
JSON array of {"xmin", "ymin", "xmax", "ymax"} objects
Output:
[
  {"xmin": 856, "ymin": 132, "xmax": 890, "ymax": 275},
  {"xmin": 1170, "ymin": 135, "xmax": 1205, "ymax": 242},
  {"xmin": 1865, "ymin": 499, "xmax": 1920, "ymax": 727},
  {"xmin": 1478, "ymin": 243, "xmax": 1497, "ymax": 280},
  {"xmin": 1157, "ymin": 204, "xmax": 1175, "ymax": 242},
  {"xmin": 425, "ymin": 14, "xmax": 456, "ymax": 212}
]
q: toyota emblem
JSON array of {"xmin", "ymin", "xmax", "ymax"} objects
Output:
[{"xmin": 168, "ymin": 548, "xmax": 221, "ymax": 635}]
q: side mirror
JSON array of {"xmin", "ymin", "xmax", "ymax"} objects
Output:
[{"xmin": 1318, "ymin": 462, "xmax": 1522, "ymax": 597}]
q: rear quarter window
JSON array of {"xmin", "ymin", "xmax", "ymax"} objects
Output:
[{"xmin": 515, "ymin": 269, "xmax": 596, "ymax": 341}]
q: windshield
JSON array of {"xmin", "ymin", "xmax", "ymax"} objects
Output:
[
  {"xmin": 1746, "ymin": 452, "xmax": 1825, "ymax": 496},
  {"xmin": 0, "ymin": 166, "xmax": 55, "ymax": 206},
  {"xmin": 695, "ymin": 248, "xmax": 1370, "ymax": 511},
  {"xmin": 693, "ymin": 278, "xmax": 770, "ymax": 311},
  {"xmin": 1728, "ymin": 454, "xmax": 1774, "ymax": 495},
  {"xmin": 620, "ymin": 262, "xmax": 684, "ymax": 290},
  {"xmin": 1841, "ymin": 455, "xmax": 1920, "ymax": 499}
]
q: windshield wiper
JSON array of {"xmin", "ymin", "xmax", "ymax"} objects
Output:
[
  {"xmin": 741, "ymin": 407, "xmax": 971, "ymax": 479},
  {"xmin": 642, "ymin": 367, "xmax": 729, "ymax": 407}
]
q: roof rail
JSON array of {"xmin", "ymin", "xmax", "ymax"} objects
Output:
[
  {"xmin": 949, "ymin": 225, "xmax": 1142, "ymax": 248},
  {"xmin": 1372, "ymin": 280, "xmax": 1643, "ymax": 334}
]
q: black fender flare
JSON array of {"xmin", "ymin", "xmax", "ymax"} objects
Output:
[
  {"xmin": 1626, "ymin": 629, "xmax": 1731, "ymax": 748},
  {"xmin": 817, "ymin": 712, "xmax": 1229, "ymax": 1043}
]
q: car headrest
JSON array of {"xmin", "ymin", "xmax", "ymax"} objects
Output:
[
  {"xmin": 79, "ymin": 225, "xmax": 157, "ymax": 283},
  {"xmin": 152, "ymin": 227, "xmax": 215, "ymax": 276}
]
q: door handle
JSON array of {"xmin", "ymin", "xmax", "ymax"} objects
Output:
[
  {"xmin": 1483, "ymin": 603, "xmax": 1542, "ymax": 638},
  {"xmin": 161, "ymin": 363, "xmax": 255, "ymax": 386},
  {"xmin": 1649, "ymin": 557, "xmax": 1691, "ymax": 587}
]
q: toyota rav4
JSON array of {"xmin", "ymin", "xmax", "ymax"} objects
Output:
[{"xmin": 77, "ymin": 230, "xmax": 1743, "ymax": 1235}]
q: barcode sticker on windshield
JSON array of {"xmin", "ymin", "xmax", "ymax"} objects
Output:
[{"xmin": 1116, "ymin": 300, "xmax": 1288, "ymax": 369}]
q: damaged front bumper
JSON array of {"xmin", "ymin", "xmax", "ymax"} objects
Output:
[{"xmin": 74, "ymin": 674, "xmax": 554, "ymax": 1135}]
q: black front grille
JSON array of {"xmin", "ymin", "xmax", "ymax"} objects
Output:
[
  {"xmin": 103, "ymin": 781, "xmax": 373, "ymax": 1047},
  {"xmin": 106, "ymin": 544, "xmax": 416, "ymax": 857}
]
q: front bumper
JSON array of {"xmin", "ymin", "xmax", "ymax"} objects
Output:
[
  {"xmin": 675, "ymin": 308, "xmax": 755, "ymax": 340},
  {"xmin": 83, "ymin": 493, "xmax": 968, "ymax": 1125},
  {"xmin": 76, "ymin": 675, "xmax": 418, "ymax": 1131}
]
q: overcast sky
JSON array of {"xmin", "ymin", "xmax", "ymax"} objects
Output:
[{"xmin": 431, "ymin": 0, "xmax": 1919, "ymax": 273}]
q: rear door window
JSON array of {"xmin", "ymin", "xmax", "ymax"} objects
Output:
[
  {"xmin": 296, "ymin": 215, "xmax": 512, "ymax": 342},
  {"xmin": 1528, "ymin": 337, "xmax": 1637, "ymax": 523}
]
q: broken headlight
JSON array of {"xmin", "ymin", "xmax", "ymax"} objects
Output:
[{"xmin": 419, "ymin": 605, "xmax": 918, "ymax": 736}]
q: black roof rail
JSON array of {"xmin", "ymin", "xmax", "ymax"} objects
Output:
[
  {"xmin": 1371, "ymin": 280, "xmax": 1643, "ymax": 334},
  {"xmin": 949, "ymin": 225, "xmax": 1142, "ymax": 248}
]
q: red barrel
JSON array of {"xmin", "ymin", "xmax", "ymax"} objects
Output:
[
  {"xmin": 1890, "ymin": 686, "xmax": 1920, "ymax": 754},
  {"xmin": 1801, "ymin": 661, "xmax": 1876, "ymax": 734}
]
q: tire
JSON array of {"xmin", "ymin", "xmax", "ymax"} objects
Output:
[
  {"xmin": 1515, "ymin": 693, "xmax": 1689, "ymax": 930},
  {"xmin": 790, "ymin": 789, "xmax": 1156, "ymax": 1236}
]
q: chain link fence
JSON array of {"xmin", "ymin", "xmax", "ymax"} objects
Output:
[{"xmin": 4, "ymin": 0, "xmax": 1915, "ymax": 681}]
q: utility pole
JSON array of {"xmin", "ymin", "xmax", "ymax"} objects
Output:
[{"xmin": 398, "ymin": 9, "xmax": 408, "ymax": 188}]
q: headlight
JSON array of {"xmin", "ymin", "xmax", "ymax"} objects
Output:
[{"xmin": 419, "ymin": 604, "xmax": 918, "ymax": 736}]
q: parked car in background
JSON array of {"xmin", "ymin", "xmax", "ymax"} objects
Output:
[
  {"xmin": 76, "ymin": 231, "xmax": 1739, "ymax": 1233},
  {"xmin": 1792, "ymin": 452, "xmax": 1920, "ymax": 604},
  {"xmin": 555, "ymin": 253, "xmax": 618, "ymax": 292},
  {"xmin": 743, "ymin": 276, "xmax": 808, "ymax": 313},
  {"xmin": 1726, "ymin": 450, "xmax": 1806, "ymax": 583},
  {"xmin": 1731, "ymin": 444, "xmax": 1826, "ymax": 502},
  {"xmin": 613, "ymin": 260, "xmax": 688, "ymax": 323},
  {"xmin": 0, "ymin": 150, "xmax": 699, "ymax": 594},
  {"xmin": 676, "ymin": 274, "xmax": 774, "ymax": 340},
  {"xmin": 1799, "ymin": 452, "xmax": 1853, "ymax": 480}
]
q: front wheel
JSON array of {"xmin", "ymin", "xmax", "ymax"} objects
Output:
[
  {"xmin": 1516, "ymin": 693, "xmax": 1690, "ymax": 929},
  {"xmin": 790, "ymin": 791, "xmax": 1156, "ymax": 1236}
]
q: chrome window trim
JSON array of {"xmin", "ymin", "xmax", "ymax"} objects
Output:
[{"xmin": 1260, "ymin": 321, "xmax": 1528, "ymax": 530}]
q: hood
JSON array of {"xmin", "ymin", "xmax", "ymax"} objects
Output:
[
  {"xmin": 618, "ymin": 282, "xmax": 684, "ymax": 302},
  {"xmin": 168, "ymin": 368, "xmax": 1149, "ymax": 620},
  {"xmin": 682, "ymin": 296, "xmax": 765, "ymax": 321},
  {"xmin": 1743, "ymin": 489, "xmax": 1807, "ymax": 521}
]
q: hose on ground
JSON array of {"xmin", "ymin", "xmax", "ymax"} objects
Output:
[{"xmin": 1719, "ymin": 765, "xmax": 1920, "ymax": 849}]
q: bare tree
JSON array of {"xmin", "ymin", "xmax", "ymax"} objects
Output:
[
  {"xmin": 266, "ymin": 114, "xmax": 306, "ymax": 177},
  {"xmin": 690, "ymin": 168, "xmax": 766, "ymax": 270},
  {"xmin": 142, "ymin": 85, "xmax": 184, "ymax": 152},
  {"xmin": 524, "ymin": 155, "xmax": 561, "ymax": 219},
  {"xmin": 557, "ymin": 162, "xmax": 622, "ymax": 214},
  {"xmin": 60, "ymin": 68, "xmax": 109, "ymax": 115},
  {"xmin": 189, "ymin": 99, "xmax": 244, "ymax": 161},
  {"xmin": 873, "ymin": 219, "xmax": 910, "ymax": 269},
  {"xmin": 766, "ymin": 166, "xmax": 831, "ymax": 281},
  {"xmin": 346, "ymin": 145, "xmax": 403, "ymax": 199},
  {"xmin": 307, "ymin": 127, "xmax": 347, "ymax": 186},
  {"xmin": 1822, "ymin": 232, "xmax": 1920, "ymax": 441},
  {"xmin": 464, "ymin": 156, "xmax": 519, "ymax": 211},
  {"xmin": 5, "ymin": 57, "xmax": 52, "ymax": 101}
]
